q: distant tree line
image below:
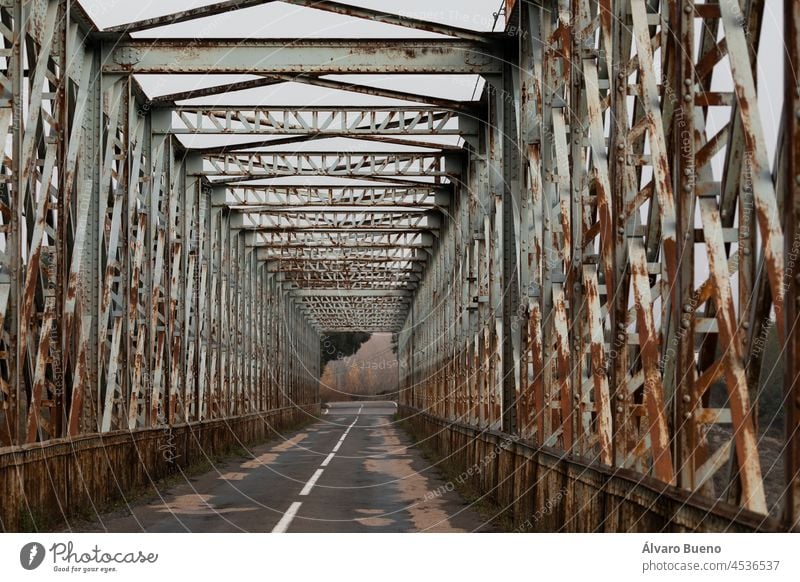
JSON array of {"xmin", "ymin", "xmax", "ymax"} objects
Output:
[{"xmin": 320, "ymin": 332, "xmax": 372, "ymax": 367}]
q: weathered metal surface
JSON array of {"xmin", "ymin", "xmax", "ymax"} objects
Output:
[
  {"xmin": 165, "ymin": 107, "xmax": 462, "ymax": 136},
  {"xmin": 395, "ymin": 0, "xmax": 796, "ymax": 528},
  {"xmin": 217, "ymin": 186, "xmax": 448, "ymax": 208},
  {"xmin": 199, "ymin": 153, "xmax": 451, "ymax": 179},
  {"xmin": 401, "ymin": 406, "xmax": 783, "ymax": 533},
  {"xmin": 104, "ymin": 0, "xmax": 493, "ymax": 43},
  {"xmin": 103, "ymin": 39, "xmax": 504, "ymax": 75}
]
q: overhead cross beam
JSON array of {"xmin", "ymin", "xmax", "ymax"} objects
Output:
[
  {"xmin": 257, "ymin": 247, "xmax": 427, "ymax": 262},
  {"xmin": 200, "ymin": 152, "xmax": 453, "ymax": 179},
  {"xmin": 214, "ymin": 186, "xmax": 450, "ymax": 208},
  {"xmin": 103, "ymin": 39, "xmax": 503, "ymax": 75},
  {"xmin": 244, "ymin": 231, "xmax": 436, "ymax": 249},
  {"xmin": 146, "ymin": 73, "xmax": 478, "ymax": 113},
  {"xmin": 162, "ymin": 106, "xmax": 464, "ymax": 136}
]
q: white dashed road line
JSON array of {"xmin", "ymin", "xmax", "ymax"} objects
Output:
[
  {"xmin": 272, "ymin": 501, "xmax": 302, "ymax": 533},
  {"xmin": 299, "ymin": 469, "xmax": 325, "ymax": 496},
  {"xmin": 272, "ymin": 407, "xmax": 362, "ymax": 531}
]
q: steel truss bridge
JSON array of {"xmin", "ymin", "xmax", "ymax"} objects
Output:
[{"xmin": 0, "ymin": 0, "xmax": 798, "ymax": 532}]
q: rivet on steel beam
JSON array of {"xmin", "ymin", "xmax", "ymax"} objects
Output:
[
  {"xmin": 617, "ymin": 393, "xmax": 624, "ymax": 401},
  {"xmin": 742, "ymin": 321, "xmax": 750, "ymax": 329},
  {"xmin": 683, "ymin": 411, "xmax": 692, "ymax": 419},
  {"xmin": 617, "ymin": 322, "xmax": 626, "ymax": 330},
  {"xmin": 617, "ymin": 227, "xmax": 625, "ymax": 235},
  {"xmin": 617, "ymin": 143, "xmax": 625, "ymax": 150},
  {"xmin": 682, "ymin": 394, "xmax": 691, "ymax": 403},
  {"xmin": 684, "ymin": 78, "xmax": 693, "ymax": 86},
  {"xmin": 616, "ymin": 406, "xmax": 624, "ymax": 413},
  {"xmin": 684, "ymin": 4, "xmax": 693, "ymax": 13},
  {"xmin": 681, "ymin": 318, "xmax": 690, "ymax": 328},
  {"xmin": 617, "ymin": 156, "xmax": 625, "ymax": 164},
  {"xmin": 684, "ymin": 184, "xmax": 693, "ymax": 192},
  {"xmin": 683, "ymin": 93, "xmax": 692, "ymax": 102},
  {"xmin": 743, "ymin": 247, "xmax": 750, "ymax": 255},
  {"xmin": 617, "ymin": 332, "xmax": 626, "ymax": 341},
  {"xmin": 683, "ymin": 304, "xmax": 694, "ymax": 313},
  {"xmin": 684, "ymin": 168, "xmax": 693, "ymax": 176},
  {"xmin": 795, "ymin": 175, "xmax": 800, "ymax": 186}
]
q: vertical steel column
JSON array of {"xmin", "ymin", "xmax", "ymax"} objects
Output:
[
  {"xmin": 486, "ymin": 78, "xmax": 505, "ymax": 430},
  {"xmin": 65, "ymin": 29, "xmax": 100, "ymax": 438},
  {"xmin": 502, "ymin": 51, "xmax": 522, "ymax": 436},
  {"xmin": 182, "ymin": 156, "xmax": 200, "ymax": 422},
  {"xmin": 197, "ymin": 183, "xmax": 210, "ymax": 420},
  {"xmin": 517, "ymin": 0, "xmax": 543, "ymax": 441},
  {"xmin": 98, "ymin": 73, "xmax": 129, "ymax": 433}
]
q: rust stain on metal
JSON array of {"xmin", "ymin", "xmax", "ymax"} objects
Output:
[{"xmin": 629, "ymin": 241, "xmax": 674, "ymax": 485}]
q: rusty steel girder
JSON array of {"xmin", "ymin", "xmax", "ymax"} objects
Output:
[
  {"xmin": 391, "ymin": 0, "xmax": 798, "ymax": 527},
  {"xmin": 103, "ymin": 38, "xmax": 504, "ymax": 75},
  {"xmin": 162, "ymin": 106, "xmax": 465, "ymax": 137}
]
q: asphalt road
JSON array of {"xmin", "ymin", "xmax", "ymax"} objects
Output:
[{"xmin": 73, "ymin": 401, "xmax": 492, "ymax": 532}]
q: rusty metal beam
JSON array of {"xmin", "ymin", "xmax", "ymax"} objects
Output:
[
  {"xmin": 103, "ymin": 38, "xmax": 503, "ymax": 75},
  {"xmin": 214, "ymin": 186, "xmax": 449, "ymax": 208},
  {"xmin": 163, "ymin": 106, "xmax": 463, "ymax": 136},
  {"xmin": 104, "ymin": 0, "xmax": 492, "ymax": 43}
]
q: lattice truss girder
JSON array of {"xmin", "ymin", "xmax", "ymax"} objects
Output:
[
  {"xmin": 223, "ymin": 185, "xmax": 435, "ymax": 327},
  {"xmin": 215, "ymin": 186, "xmax": 450, "ymax": 208},
  {"xmin": 0, "ymin": 0, "xmax": 321, "ymax": 446},
  {"xmin": 162, "ymin": 106, "xmax": 465, "ymax": 136},
  {"xmin": 232, "ymin": 210, "xmax": 440, "ymax": 231},
  {"xmin": 201, "ymin": 152, "xmax": 452, "ymax": 179},
  {"xmin": 393, "ymin": 0, "xmax": 798, "ymax": 526}
]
